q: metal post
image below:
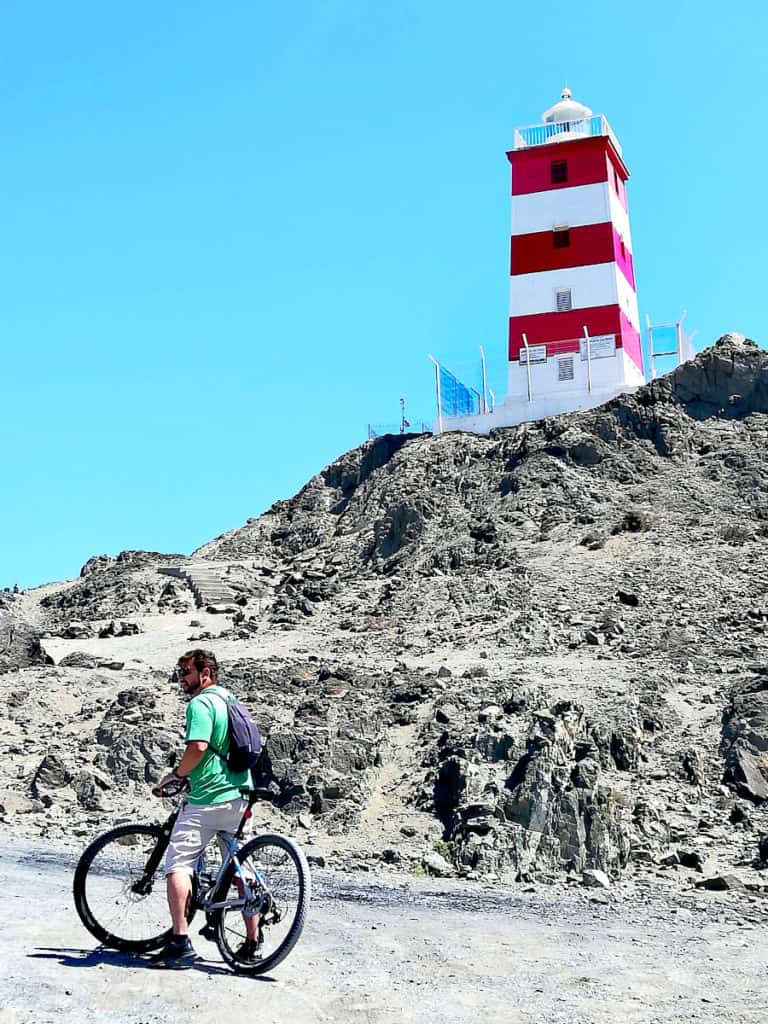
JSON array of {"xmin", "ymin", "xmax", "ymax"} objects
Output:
[
  {"xmin": 488, "ymin": 388, "xmax": 496, "ymax": 411},
  {"xmin": 479, "ymin": 345, "xmax": 488, "ymax": 415},
  {"xmin": 676, "ymin": 309, "xmax": 687, "ymax": 365},
  {"xmin": 646, "ymin": 314, "xmax": 655, "ymax": 380},
  {"xmin": 583, "ymin": 325, "xmax": 593, "ymax": 394},
  {"xmin": 682, "ymin": 327, "xmax": 698, "ymax": 362},
  {"xmin": 428, "ymin": 354, "xmax": 443, "ymax": 434},
  {"xmin": 521, "ymin": 334, "xmax": 533, "ymax": 403}
]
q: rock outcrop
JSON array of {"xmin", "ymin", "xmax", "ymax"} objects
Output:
[{"xmin": 2, "ymin": 334, "xmax": 768, "ymax": 885}]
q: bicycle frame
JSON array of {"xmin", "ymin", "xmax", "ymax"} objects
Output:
[
  {"xmin": 197, "ymin": 832, "xmax": 261, "ymax": 914},
  {"xmin": 137, "ymin": 792, "xmax": 268, "ymax": 917}
]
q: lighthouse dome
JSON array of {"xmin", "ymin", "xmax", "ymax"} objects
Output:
[{"xmin": 542, "ymin": 87, "xmax": 592, "ymax": 124}]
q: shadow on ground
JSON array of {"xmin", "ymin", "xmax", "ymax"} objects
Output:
[{"xmin": 28, "ymin": 946, "xmax": 276, "ymax": 981}]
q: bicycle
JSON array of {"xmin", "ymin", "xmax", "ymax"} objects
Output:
[{"xmin": 72, "ymin": 778, "xmax": 311, "ymax": 974}]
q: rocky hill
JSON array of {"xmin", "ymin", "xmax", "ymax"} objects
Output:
[{"xmin": 3, "ymin": 333, "xmax": 768, "ymax": 893}]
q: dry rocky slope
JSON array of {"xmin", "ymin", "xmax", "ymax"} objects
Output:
[{"xmin": 3, "ymin": 332, "xmax": 768, "ymax": 895}]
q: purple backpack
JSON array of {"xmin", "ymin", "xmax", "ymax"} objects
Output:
[{"xmin": 203, "ymin": 690, "xmax": 262, "ymax": 774}]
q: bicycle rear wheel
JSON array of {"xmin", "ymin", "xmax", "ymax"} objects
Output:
[
  {"xmin": 73, "ymin": 824, "xmax": 196, "ymax": 953},
  {"xmin": 214, "ymin": 833, "xmax": 310, "ymax": 974}
]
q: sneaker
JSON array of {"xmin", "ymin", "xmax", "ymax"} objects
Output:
[
  {"xmin": 234, "ymin": 933, "xmax": 264, "ymax": 964},
  {"xmin": 150, "ymin": 936, "xmax": 198, "ymax": 968}
]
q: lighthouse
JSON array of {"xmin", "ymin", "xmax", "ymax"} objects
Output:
[
  {"xmin": 505, "ymin": 86, "xmax": 645, "ymax": 417},
  {"xmin": 433, "ymin": 88, "xmax": 645, "ymax": 433}
]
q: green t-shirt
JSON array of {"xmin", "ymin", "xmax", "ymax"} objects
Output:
[{"xmin": 184, "ymin": 684, "xmax": 252, "ymax": 805}]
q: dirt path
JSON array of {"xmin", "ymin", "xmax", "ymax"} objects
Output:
[
  {"xmin": 357, "ymin": 708, "xmax": 437, "ymax": 852},
  {"xmin": 2, "ymin": 838, "xmax": 767, "ymax": 1024}
]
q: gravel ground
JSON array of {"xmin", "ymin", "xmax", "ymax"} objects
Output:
[{"xmin": 1, "ymin": 838, "xmax": 767, "ymax": 1024}]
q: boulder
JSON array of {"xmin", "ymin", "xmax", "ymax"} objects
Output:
[
  {"xmin": 422, "ymin": 849, "xmax": 453, "ymax": 877},
  {"xmin": 722, "ymin": 676, "xmax": 768, "ymax": 802},
  {"xmin": 724, "ymin": 747, "xmax": 768, "ymax": 803},
  {"xmin": 32, "ymin": 754, "xmax": 71, "ymax": 794},
  {"xmin": 678, "ymin": 849, "xmax": 707, "ymax": 873},
  {"xmin": 0, "ymin": 790, "xmax": 45, "ymax": 815},
  {"xmin": 58, "ymin": 651, "xmax": 99, "ymax": 669},
  {"xmin": 435, "ymin": 704, "xmax": 459, "ymax": 725},
  {"xmin": 62, "ymin": 622, "xmax": 93, "ymax": 640},
  {"xmin": 696, "ymin": 874, "xmax": 746, "ymax": 892},
  {"xmin": 582, "ymin": 868, "xmax": 611, "ymax": 888}
]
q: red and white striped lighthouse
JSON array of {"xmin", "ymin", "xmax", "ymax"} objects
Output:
[{"xmin": 504, "ymin": 88, "xmax": 644, "ymax": 417}]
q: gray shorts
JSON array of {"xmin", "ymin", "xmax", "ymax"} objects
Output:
[{"xmin": 165, "ymin": 797, "xmax": 251, "ymax": 876}]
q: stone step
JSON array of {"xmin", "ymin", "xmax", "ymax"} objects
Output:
[{"xmin": 157, "ymin": 565, "xmax": 237, "ymax": 609}]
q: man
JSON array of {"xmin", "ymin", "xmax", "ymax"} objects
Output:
[{"xmin": 151, "ymin": 648, "xmax": 259, "ymax": 967}]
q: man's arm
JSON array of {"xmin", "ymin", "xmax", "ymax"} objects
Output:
[
  {"xmin": 176, "ymin": 740, "xmax": 209, "ymax": 776},
  {"xmin": 153, "ymin": 740, "xmax": 209, "ymax": 794},
  {"xmin": 154, "ymin": 693, "xmax": 218, "ymax": 795}
]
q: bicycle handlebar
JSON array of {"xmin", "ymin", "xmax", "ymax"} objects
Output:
[{"xmin": 152, "ymin": 776, "xmax": 191, "ymax": 799}]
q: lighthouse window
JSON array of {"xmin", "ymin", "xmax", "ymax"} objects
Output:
[
  {"xmin": 554, "ymin": 228, "xmax": 570, "ymax": 248},
  {"xmin": 555, "ymin": 288, "xmax": 572, "ymax": 312},
  {"xmin": 558, "ymin": 357, "xmax": 575, "ymax": 381},
  {"xmin": 551, "ymin": 160, "xmax": 568, "ymax": 184}
]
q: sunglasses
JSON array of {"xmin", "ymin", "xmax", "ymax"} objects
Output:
[{"xmin": 174, "ymin": 665, "xmax": 195, "ymax": 679}]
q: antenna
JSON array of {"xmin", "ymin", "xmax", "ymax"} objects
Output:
[{"xmin": 400, "ymin": 397, "xmax": 411, "ymax": 433}]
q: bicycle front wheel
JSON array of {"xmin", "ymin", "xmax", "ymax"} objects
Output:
[
  {"xmin": 73, "ymin": 824, "xmax": 195, "ymax": 952},
  {"xmin": 214, "ymin": 833, "xmax": 310, "ymax": 974}
]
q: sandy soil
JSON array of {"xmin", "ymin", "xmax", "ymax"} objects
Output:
[{"xmin": 1, "ymin": 837, "xmax": 767, "ymax": 1024}]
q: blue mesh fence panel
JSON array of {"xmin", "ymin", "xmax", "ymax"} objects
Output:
[
  {"xmin": 439, "ymin": 366, "xmax": 480, "ymax": 417},
  {"xmin": 649, "ymin": 325, "xmax": 680, "ymax": 379}
]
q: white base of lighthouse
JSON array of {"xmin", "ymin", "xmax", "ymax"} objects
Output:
[
  {"xmin": 507, "ymin": 342, "xmax": 645, "ymax": 400},
  {"xmin": 433, "ymin": 350, "xmax": 645, "ymax": 436}
]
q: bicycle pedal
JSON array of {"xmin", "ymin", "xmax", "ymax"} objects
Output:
[{"xmin": 198, "ymin": 924, "xmax": 217, "ymax": 941}]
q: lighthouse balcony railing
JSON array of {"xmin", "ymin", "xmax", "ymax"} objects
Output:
[{"xmin": 513, "ymin": 114, "xmax": 621, "ymax": 155}]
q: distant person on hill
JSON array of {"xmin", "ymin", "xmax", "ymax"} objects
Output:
[{"xmin": 150, "ymin": 648, "xmax": 259, "ymax": 967}]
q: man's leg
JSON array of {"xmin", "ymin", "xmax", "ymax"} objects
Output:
[
  {"xmin": 217, "ymin": 800, "xmax": 260, "ymax": 951},
  {"xmin": 151, "ymin": 803, "xmax": 212, "ymax": 966},
  {"xmin": 234, "ymin": 876, "xmax": 261, "ymax": 941},
  {"xmin": 151, "ymin": 875, "xmax": 197, "ymax": 966},
  {"xmin": 167, "ymin": 871, "xmax": 193, "ymax": 936}
]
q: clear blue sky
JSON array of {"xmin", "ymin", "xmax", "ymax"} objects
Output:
[{"xmin": 2, "ymin": 1, "xmax": 765, "ymax": 589}]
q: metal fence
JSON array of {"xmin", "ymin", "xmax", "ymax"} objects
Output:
[
  {"xmin": 439, "ymin": 365, "xmax": 481, "ymax": 417},
  {"xmin": 515, "ymin": 334, "xmax": 618, "ymax": 364},
  {"xmin": 367, "ymin": 421, "xmax": 431, "ymax": 440},
  {"xmin": 513, "ymin": 329, "xmax": 626, "ymax": 402},
  {"xmin": 427, "ymin": 351, "xmax": 492, "ymax": 433},
  {"xmin": 646, "ymin": 313, "xmax": 697, "ymax": 379}
]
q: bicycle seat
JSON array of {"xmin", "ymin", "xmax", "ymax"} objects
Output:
[{"xmin": 247, "ymin": 786, "xmax": 274, "ymax": 802}]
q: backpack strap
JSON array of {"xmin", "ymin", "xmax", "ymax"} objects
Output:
[{"xmin": 195, "ymin": 687, "xmax": 231, "ymax": 763}]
